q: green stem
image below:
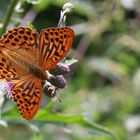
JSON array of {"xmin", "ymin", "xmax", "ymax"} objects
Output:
[{"xmin": 0, "ymin": 0, "xmax": 18, "ymax": 36}]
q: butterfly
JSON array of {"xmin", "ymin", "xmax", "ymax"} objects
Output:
[{"xmin": 0, "ymin": 26, "xmax": 74, "ymax": 120}]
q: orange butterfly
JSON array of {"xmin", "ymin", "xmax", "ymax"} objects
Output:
[{"xmin": 0, "ymin": 26, "xmax": 74, "ymax": 120}]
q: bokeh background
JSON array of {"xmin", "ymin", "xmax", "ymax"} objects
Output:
[{"xmin": 1, "ymin": 0, "xmax": 140, "ymax": 140}]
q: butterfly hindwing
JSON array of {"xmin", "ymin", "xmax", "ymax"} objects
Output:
[
  {"xmin": 39, "ymin": 27, "xmax": 74, "ymax": 70},
  {"xmin": 11, "ymin": 76, "xmax": 42, "ymax": 120}
]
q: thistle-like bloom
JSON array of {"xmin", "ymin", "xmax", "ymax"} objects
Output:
[
  {"xmin": 49, "ymin": 63, "xmax": 70, "ymax": 76},
  {"xmin": 4, "ymin": 82, "xmax": 14, "ymax": 100},
  {"xmin": 43, "ymin": 60, "xmax": 76, "ymax": 99}
]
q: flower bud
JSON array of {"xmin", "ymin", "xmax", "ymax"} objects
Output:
[
  {"xmin": 63, "ymin": 3, "xmax": 74, "ymax": 14},
  {"xmin": 49, "ymin": 63, "xmax": 70, "ymax": 76},
  {"xmin": 48, "ymin": 75, "xmax": 67, "ymax": 89},
  {"xmin": 43, "ymin": 83, "xmax": 57, "ymax": 98}
]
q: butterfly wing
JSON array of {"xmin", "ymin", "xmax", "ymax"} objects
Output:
[
  {"xmin": 0, "ymin": 27, "xmax": 40, "ymax": 82},
  {"xmin": 0, "ymin": 43, "xmax": 29, "ymax": 82},
  {"xmin": 39, "ymin": 27, "xmax": 74, "ymax": 70},
  {"xmin": 0, "ymin": 27, "xmax": 39, "ymax": 65},
  {"xmin": 11, "ymin": 76, "xmax": 42, "ymax": 120}
]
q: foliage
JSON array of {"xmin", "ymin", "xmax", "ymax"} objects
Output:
[{"xmin": 1, "ymin": 0, "xmax": 140, "ymax": 139}]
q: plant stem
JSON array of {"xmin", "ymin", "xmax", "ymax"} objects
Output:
[{"xmin": 0, "ymin": 0, "xmax": 18, "ymax": 36}]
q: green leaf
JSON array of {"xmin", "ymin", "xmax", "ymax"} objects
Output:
[
  {"xmin": 34, "ymin": 110, "xmax": 119, "ymax": 140},
  {"xmin": 33, "ymin": 0, "xmax": 50, "ymax": 12},
  {"xmin": 2, "ymin": 109, "xmax": 119, "ymax": 139},
  {"xmin": 27, "ymin": 21, "xmax": 35, "ymax": 29},
  {"xmin": 24, "ymin": 0, "xmax": 40, "ymax": 5}
]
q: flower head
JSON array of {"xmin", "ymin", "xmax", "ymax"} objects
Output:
[
  {"xmin": 43, "ymin": 59, "xmax": 77, "ymax": 99},
  {"xmin": 4, "ymin": 82, "xmax": 14, "ymax": 100}
]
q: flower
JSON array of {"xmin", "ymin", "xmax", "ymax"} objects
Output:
[
  {"xmin": 48, "ymin": 75, "xmax": 67, "ymax": 89},
  {"xmin": 49, "ymin": 63, "xmax": 70, "ymax": 76},
  {"xmin": 4, "ymin": 82, "xmax": 14, "ymax": 100},
  {"xmin": 43, "ymin": 59, "xmax": 77, "ymax": 99},
  {"xmin": 43, "ymin": 82, "xmax": 58, "ymax": 98}
]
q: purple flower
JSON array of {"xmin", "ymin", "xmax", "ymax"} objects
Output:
[
  {"xmin": 49, "ymin": 63, "xmax": 70, "ymax": 76},
  {"xmin": 4, "ymin": 82, "xmax": 14, "ymax": 100},
  {"xmin": 48, "ymin": 75, "xmax": 67, "ymax": 89},
  {"xmin": 43, "ymin": 82, "xmax": 58, "ymax": 98},
  {"xmin": 43, "ymin": 61, "xmax": 76, "ymax": 99}
]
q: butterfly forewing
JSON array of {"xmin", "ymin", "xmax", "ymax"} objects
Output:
[
  {"xmin": 0, "ymin": 42, "xmax": 29, "ymax": 82},
  {"xmin": 39, "ymin": 27, "xmax": 74, "ymax": 70},
  {"xmin": 11, "ymin": 76, "xmax": 42, "ymax": 120},
  {"xmin": 0, "ymin": 27, "xmax": 40, "ymax": 65}
]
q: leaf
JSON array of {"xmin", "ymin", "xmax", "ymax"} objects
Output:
[
  {"xmin": 33, "ymin": 0, "xmax": 50, "ymax": 12},
  {"xmin": 34, "ymin": 110, "xmax": 119, "ymax": 140},
  {"xmin": 24, "ymin": 0, "xmax": 40, "ymax": 4},
  {"xmin": 2, "ymin": 109, "xmax": 119, "ymax": 139}
]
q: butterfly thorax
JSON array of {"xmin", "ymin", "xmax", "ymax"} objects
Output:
[{"xmin": 29, "ymin": 65, "xmax": 48, "ymax": 80}]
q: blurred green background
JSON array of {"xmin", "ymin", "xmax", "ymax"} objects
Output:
[{"xmin": 1, "ymin": 0, "xmax": 140, "ymax": 140}]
